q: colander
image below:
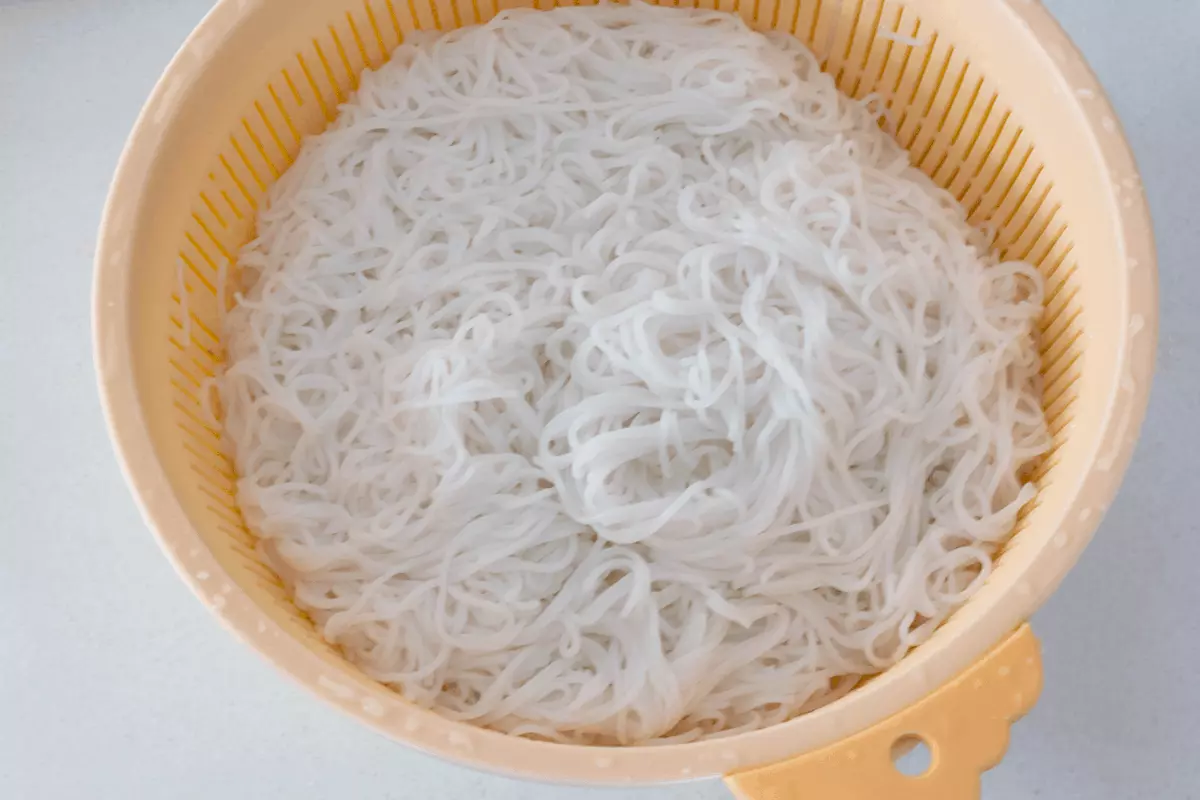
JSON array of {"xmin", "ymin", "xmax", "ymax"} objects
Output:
[{"xmin": 93, "ymin": 0, "xmax": 1156, "ymax": 796}]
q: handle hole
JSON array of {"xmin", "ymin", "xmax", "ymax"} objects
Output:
[{"xmin": 890, "ymin": 734, "xmax": 932, "ymax": 777}]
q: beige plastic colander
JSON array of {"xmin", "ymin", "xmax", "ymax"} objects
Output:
[{"xmin": 93, "ymin": 0, "xmax": 1156, "ymax": 796}]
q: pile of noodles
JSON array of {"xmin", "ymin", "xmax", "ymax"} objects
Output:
[{"xmin": 218, "ymin": 2, "xmax": 1049, "ymax": 744}]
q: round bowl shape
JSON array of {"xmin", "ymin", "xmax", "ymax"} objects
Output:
[{"xmin": 94, "ymin": 0, "xmax": 1156, "ymax": 793}]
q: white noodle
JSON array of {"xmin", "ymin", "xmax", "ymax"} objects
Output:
[
  {"xmin": 878, "ymin": 31, "xmax": 931, "ymax": 47},
  {"xmin": 219, "ymin": 2, "xmax": 1048, "ymax": 745}
]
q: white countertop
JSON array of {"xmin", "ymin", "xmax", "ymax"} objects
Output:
[{"xmin": 2, "ymin": 1, "xmax": 1197, "ymax": 797}]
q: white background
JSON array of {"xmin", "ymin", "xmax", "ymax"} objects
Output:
[{"xmin": 2, "ymin": 1, "xmax": 1197, "ymax": 798}]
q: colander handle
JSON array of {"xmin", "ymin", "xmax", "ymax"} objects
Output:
[{"xmin": 724, "ymin": 625, "xmax": 1042, "ymax": 800}]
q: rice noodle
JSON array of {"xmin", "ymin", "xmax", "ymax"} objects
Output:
[{"xmin": 219, "ymin": 2, "xmax": 1049, "ymax": 745}]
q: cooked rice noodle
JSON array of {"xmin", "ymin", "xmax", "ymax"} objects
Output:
[{"xmin": 219, "ymin": 2, "xmax": 1049, "ymax": 745}]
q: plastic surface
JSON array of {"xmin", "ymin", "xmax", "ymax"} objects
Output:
[
  {"xmin": 94, "ymin": 0, "xmax": 1156, "ymax": 787},
  {"xmin": 726, "ymin": 625, "xmax": 1041, "ymax": 800}
]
